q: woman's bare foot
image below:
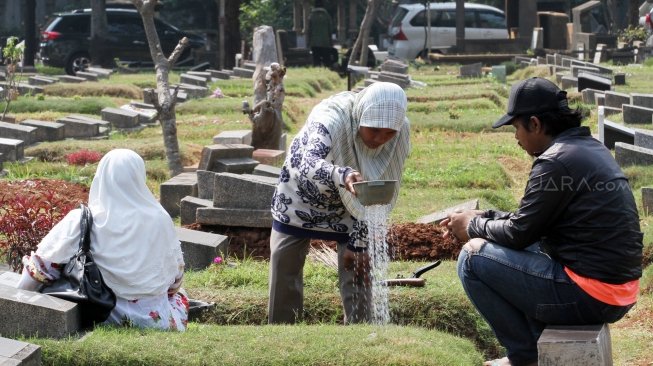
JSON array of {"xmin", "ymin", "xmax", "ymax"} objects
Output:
[{"xmin": 483, "ymin": 357, "xmax": 511, "ymax": 366}]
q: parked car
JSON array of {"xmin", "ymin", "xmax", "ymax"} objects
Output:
[
  {"xmin": 387, "ymin": 2, "xmax": 508, "ymax": 60},
  {"xmin": 39, "ymin": 8, "xmax": 206, "ymax": 75}
]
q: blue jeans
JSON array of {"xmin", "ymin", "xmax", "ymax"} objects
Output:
[{"xmin": 457, "ymin": 241, "xmax": 632, "ymax": 366}]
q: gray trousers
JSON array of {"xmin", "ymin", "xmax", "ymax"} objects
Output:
[{"xmin": 268, "ymin": 229, "xmax": 371, "ymax": 324}]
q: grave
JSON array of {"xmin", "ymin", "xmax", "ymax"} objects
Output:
[
  {"xmin": 380, "ymin": 59, "xmax": 408, "ymax": 75},
  {"xmin": 196, "ymin": 207, "xmax": 273, "ymax": 228},
  {"xmin": 120, "ymin": 104, "xmax": 158, "ymax": 125},
  {"xmin": 19, "ymin": 119, "xmax": 65, "ymax": 142},
  {"xmin": 0, "ymin": 336, "xmax": 41, "ymax": 366},
  {"xmin": 75, "ymin": 71, "xmax": 99, "ymax": 81},
  {"xmin": 86, "ymin": 67, "xmax": 113, "ymax": 78},
  {"xmin": 560, "ymin": 76, "xmax": 578, "ymax": 90},
  {"xmin": 160, "ymin": 172, "xmax": 198, "ymax": 217},
  {"xmin": 252, "ymin": 149, "xmax": 285, "ymax": 166},
  {"xmin": 602, "ymin": 120, "xmax": 634, "ymax": 149},
  {"xmin": 538, "ymin": 324, "xmax": 612, "ymax": 366},
  {"xmin": 0, "ymin": 121, "xmax": 37, "ymax": 145},
  {"xmin": 416, "ymin": 199, "xmax": 480, "ymax": 224},
  {"xmin": 233, "ymin": 67, "xmax": 255, "ymax": 79},
  {"xmin": 581, "ymin": 88, "xmax": 602, "ymax": 104},
  {"xmin": 208, "ymin": 69, "xmax": 232, "ymax": 80},
  {"xmin": 213, "ymin": 130, "xmax": 253, "ymax": 145},
  {"xmin": 631, "ymin": 93, "xmax": 653, "ymax": 109},
  {"xmin": 28, "ymin": 75, "xmax": 57, "ymax": 86},
  {"xmin": 615, "ymin": 142, "xmax": 653, "ymax": 166},
  {"xmin": 642, "ymin": 187, "xmax": 653, "ymax": 215},
  {"xmin": 459, "ymin": 63, "xmax": 483, "ymax": 78},
  {"xmin": 571, "ymin": 65, "xmax": 600, "ymax": 78},
  {"xmin": 603, "ymin": 91, "xmax": 631, "ymax": 109},
  {"xmin": 0, "ymin": 272, "xmax": 80, "ymax": 338},
  {"xmin": 176, "ymin": 84, "xmax": 209, "ymax": 99},
  {"xmin": 213, "ymin": 173, "xmax": 277, "ymax": 210},
  {"xmin": 213, "ymin": 157, "xmax": 260, "ymax": 174},
  {"xmin": 491, "ymin": 65, "xmax": 506, "ymax": 83},
  {"xmin": 376, "ymin": 71, "xmax": 411, "ymax": 89},
  {"xmin": 197, "ymin": 170, "xmax": 216, "ymax": 200},
  {"xmin": 176, "ymin": 227, "xmax": 229, "ymax": 270},
  {"xmin": 198, "ymin": 144, "xmax": 255, "ymax": 172},
  {"xmin": 0, "ymin": 137, "xmax": 24, "ymax": 162},
  {"xmin": 180, "ymin": 73, "xmax": 208, "ymax": 87},
  {"xmin": 57, "ymin": 75, "xmax": 86, "ymax": 83},
  {"xmin": 56, "ymin": 117, "xmax": 101, "ymax": 138},
  {"xmin": 577, "ymin": 73, "xmax": 611, "ymax": 92},
  {"xmin": 180, "ymin": 196, "xmax": 213, "ymax": 226},
  {"xmin": 101, "ymin": 107, "xmax": 140, "ymax": 129},
  {"xmin": 634, "ymin": 129, "xmax": 653, "ymax": 149},
  {"xmin": 613, "ymin": 72, "xmax": 626, "ymax": 85},
  {"xmin": 595, "ymin": 93, "xmax": 605, "ymax": 106},
  {"xmin": 253, "ymin": 164, "xmax": 282, "ymax": 178},
  {"xmin": 622, "ymin": 104, "xmax": 653, "ymax": 124}
]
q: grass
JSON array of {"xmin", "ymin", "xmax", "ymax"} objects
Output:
[{"xmin": 4, "ymin": 62, "xmax": 653, "ymax": 365}]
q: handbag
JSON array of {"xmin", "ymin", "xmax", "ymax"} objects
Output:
[{"xmin": 41, "ymin": 204, "xmax": 117, "ymax": 328}]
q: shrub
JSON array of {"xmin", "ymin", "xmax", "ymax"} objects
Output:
[
  {"xmin": 0, "ymin": 180, "xmax": 88, "ymax": 271},
  {"xmin": 65, "ymin": 149, "xmax": 103, "ymax": 166}
]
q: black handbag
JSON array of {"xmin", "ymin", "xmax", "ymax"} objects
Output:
[{"xmin": 41, "ymin": 204, "xmax": 117, "ymax": 328}]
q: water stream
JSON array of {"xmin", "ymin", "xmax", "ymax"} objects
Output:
[{"xmin": 364, "ymin": 204, "xmax": 391, "ymax": 325}]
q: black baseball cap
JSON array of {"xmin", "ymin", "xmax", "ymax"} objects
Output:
[{"xmin": 493, "ymin": 77, "xmax": 570, "ymax": 128}]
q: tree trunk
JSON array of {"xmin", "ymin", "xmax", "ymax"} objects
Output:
[
  {"xmin": 455, "ymin": 0, "xmax": 465, "ymax": 53},
  {"xmin": 132, "ymin": 0, "xmax": 186, "ymax": 176},
  {"xmin": 91, "ymin": 0, "xmax": 112, "ymax": 68},
  {"xmin": 223, "ymin": 0, "xmax": 242, "ymax": 69},
  {"xmin": 23, "ymin": 0, "xmax": 36, "ymax": 67},
  {"xmin": 349, "ymin": 0, "xmax": 378, "ymax": 66}
]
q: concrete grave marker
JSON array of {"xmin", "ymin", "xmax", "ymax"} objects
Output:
[
  {"xmin": 615, "ymin": 142, "xmax": 653, "ymax": 166},
  {"xmin": 198, "ymin": 144, "xmax": 255, "ymax": 172},
  {"xmin": 614, "ymin": 72, "xmax": 626, "ymax": 85},
  {"xmin": 213, "ymin": 130, "xmax": 253, "ymax": 145},
  {"xmin": 642, "ymin": 187, "xmax": 653, "ymax": 215},
  {"xmin": 197, "ymin": 170, "xmax": 217, "ymax": 200},
  {"xmin": 252, "ymin": 149, "xmax": 285, "ymax": 166},
  {"xmin": 602, "ymin": 120, "xmax": 634, "ymax": 149},
  {"xmin": 577, "ymin": 73, "xmax": 611, "ymax": 92},
  {"xmin": 160, "ymin": 172, "xmax": 198, "ymax": 217},
  {"xmin": 491, "ymin": 65, "xmax": 506, "ymax": 83},
  {"xmin": 0, "ymin": 336, "xmax": 41, "ymax": 366},
  {"xmin": 623, "ymin": 104, "xmax": 653, "ymax": 124},
  {"xmin": 634, "ymin": 129, "xmax": 653, "ymax": 149},
  {"xmin": 253, "ymin": 164, "xmax": 282, "ymax": 178},
  {"xmin": 631, "ymin": 93, "xmax": 653, "ymax": 109},
  {"xmin": 538, "ymin": 324, "xmax": 612, "ymax": 366},
  {"xmin": 101, "ymin": 107, "xmax": 140, "ymax": 129},
  {"xmin": 213, "ymin": 172, "xmax": 277, "ymax": 210},
  {"xmin": 120, "ymin": 104, "xmax": 158, "ymax": 125},
  {"xmin": 0, "ymin": 121, "xmax": 37, "ymax": 145},
  {"xmin": 19, "ymin": 120, "xmax": 65, "ymax": 142},
  {"xmin": 459, "ymin": 63, "xmax": 482, "ymax": 78},
  {"xmin": 213, "ymin": 157, "xmax": 260, "ymax": 174},
  {"xmin": 416, "ymin": 199, "xmax": 480, "ymax": 224},
  {"xmin": 56, "ymin": 117, "xmax": 101, "ymax": 138},
  {"xmin": 560, "ymin": 76, "xmax": 578, "ymax": 90},
  {"xmin": 0, "ymin": 137, "xmax": 24, "ymax": 162},
  {"xmin": 176, "ymin": 227, "xmax": 229, "ymax": 270},
  {"xmin": 604, "ymin": 91, "xmax": 631, "ymax": 109},
  {"xmin": 180, "ymin": 196, "xmax": 213, "ymax": 226}
]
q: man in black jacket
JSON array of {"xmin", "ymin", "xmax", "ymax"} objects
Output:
[{"xmin": 442, "ymin": 77, "xmax": 643, "ymax": 366}]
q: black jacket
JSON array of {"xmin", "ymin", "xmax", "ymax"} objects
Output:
[{"xmin": 468, "ymin": 126, "xmax": 643, "ymax": 284}]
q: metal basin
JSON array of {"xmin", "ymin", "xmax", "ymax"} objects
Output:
[{"xmin": 352, "ymin": 180, "xmax": 397, "ymax": 206}]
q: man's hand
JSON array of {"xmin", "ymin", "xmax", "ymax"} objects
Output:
[
  {"xmin": 440, "ymin": 210, "xmax": 484, "ymax": 243},
  {"xmin": 342, "ymin": 247, "xmax": 370, "ymax": 284},
  {"xmin": 344, "ymin": 170, "xmax": 363, "ymax": 195}
]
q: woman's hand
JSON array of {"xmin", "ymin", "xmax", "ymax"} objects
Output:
[
  {"xmin": 342, "ymin": 247, "xmax": 371, "ymax": 285},
  {"xmin": 344, "ymin": 170, "xmax": 363, "ymax": 195}
]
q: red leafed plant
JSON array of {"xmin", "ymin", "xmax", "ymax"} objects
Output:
[
  {"xmin": 65, "ymin": 149, "xmax": 103, "ymax": 166},
  {"xmin": 0, "ymin": 180, "xmax": 89, "ymax": 271}
]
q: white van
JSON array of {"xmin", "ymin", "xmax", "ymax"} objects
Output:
[{"xmin": 387, "ymin": 2, "xmax": 508, "ymax": 60}]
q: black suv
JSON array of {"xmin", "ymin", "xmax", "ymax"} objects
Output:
[{"xmin": 39, "ymin": 8, "xmax": 206, "ymax": 75}]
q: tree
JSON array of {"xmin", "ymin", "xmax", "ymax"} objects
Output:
[
  {"xmin": 131, "ymin": 0, "xmax": 187, "ymax": 176},
  {"xmin": 23, "ymin": 0, "xmax": 36, "ymax": 67},
  {"xmin": 348, "ymin": 0, "xmax": 379, "ymax": 66},
  {"xmin": 90, "ymin": 0, "xmax": 112, "ymax": 68},
  {"xmin": 1, "ymin": 37, "xmax": 24, "ymax": 121}
]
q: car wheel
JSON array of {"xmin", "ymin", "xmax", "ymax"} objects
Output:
[{"xmin": 65, "ymin": 53, "xmax": 90, "ymax": 75}]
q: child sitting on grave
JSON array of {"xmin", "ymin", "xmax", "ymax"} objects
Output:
[
  {"xmin": 18, "ymin": 149, "xmax": 189, "ymax": 331},
  {"xmin": 268, "ymin": 82, "xmax": 411, "ymax": 324}
]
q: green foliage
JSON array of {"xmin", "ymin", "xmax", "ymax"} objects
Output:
[
  {"xmin": 2, "ymin": 36, "xmax": 25, "ymax": 118},
  {"xmin": 8, "ymin": 96, "xmax": 116, "ymax": 114},
  {"xmin": 618, "ymin": 26, "xmax": 650, "ymax": 44},
  {"xmin": 239, "ymin": 0, "xmax": 293, "ymax": 47}
]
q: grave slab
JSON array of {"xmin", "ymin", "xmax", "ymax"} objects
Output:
[
  {"xmin": 180, "ymin": 74, "xmax": 208, "ymax": 87},
  {"xmin": 615, "ymin": 142, "xmax": 653, "ymax": 167},
  {"xmin": 0, "ymin": 121, "xmax": 37, "ymax": 145},
  {"xmin": 120, "ymin": 104, "xmax": 157, "ymax": 125},
  {"xmin": 595, "ymin": 93, "xmax": 605, "ymax": 106},
  {"xmin": 176, "ymin": 227, "xmax": 229, "ymax": 270},
  {"xmin": 19, "ymin": 119, "xmax": 65, "ymax": 142},
  {"xmin": 197, "ymin": 170, "xmax": 216, "ymax": 200},
  {"xmin": 0, "ymin": 137, "xmax": 24, "ymax": 162},
  {"xmin": 28, "ymin": 75, "xmax": 57, "ymax": 86},
  {"xmin": 75, "ymin": 71, "xmax": 99, "ymax": 81},
  {"xmin": 602, "ymin": 120, "xmax": 634, "ymax": 149},
  {"xmin": 253, "ymin": 164, "xmax": 282, "ymax": 178},
  {"xmin": 57, "ymin": 75, "xmax": 86, "ymax": 83},
  {"xmin": 577, "ymin": 73, "xmax": 611, "ymax": 92},
  {"xmin": 538, "ymin": 324, "xmax": 612, "ymax": 366},
  {"xmin": 214, "ymin": 157, "xmax": 259, "ymax": 174},
  {"xmin": 560, "ymin": 75, "xmax": 577, "ymax": 90},
  {"xmin": 491, "ymin": 65, "xmax": 506, "ymax": 83},
  {"xmin": 208, "ymin": 70, "xmax": 232, "ymax": 80},
  {"xmin": 604, "ymin": 91, "xmax": 631, "ymax": 109},
  {"xmin": 176, "ymin": 84, "xmax": 209, "ymax": 99},
  {"xmin": 0, "ymin": 336, "xmax": 41, "ymax": 366},
  {"xmin": 642, "ymin": 187, "xmax": 653, "ymax": 216},
  {"xmin": 180, "ymin": 196, "xmax": 213, "ymax": 226},
  {"xmin": 459, "ymin": 63, "xmax": 483, "ymax": 78},
  {"xmin": 56, "ymin": 117, "xmax": 100, "ymax": 138},
  {"xmin": 582, "ymin": 88, "xmax": 601, "ymax": 104},
  {"xmin": 213, "ymin": 130, "xmax": 253, "ymax": 145},
  {"xmin": 571, "ymin": 65, "xmax": 600, "ymax": 77},
  {"xmin": 214, "ymin": 172, "xmax": 277, "ymax": 210},
  {"xmin": 101, "ymin": 107, "xmax": 140, "ymax": 129},
  {"xmin": 631, "ymin": 93, "xmax": 653, "ymax": 109},
  {"xmin": 613, "ymin": 72, "xmax": 626, "ymax": 85},
  {"xmin": 198, "ymin": 144, "xmax": 255, "ymax": 171},
  {"xmin": 634, "ymin": 129, "xmax": 653, "ymax": 149},
  {"xmin": 85, "ymin": 67, "xmax": 113, "ymax": 78},
  {"xmin": 380, "ymin": 59, "xmax": 409, "ymax": 74},
  {"xmin": 196, "ymin": 207, "xmax": 272, "ymax": 228},
  {"xmin": 623, "ymin": 104, "xmax": 653, "ymax": 124},
  {"xmin": 252, "ymin": 149, "xmax": 285, "ymax": 166},
  {"xmin": 160, "ymin": 172, "xmax": 198, "ymax": 217},
  {"xmin": 416, "ymin": 199, "xmax": 480, "ymax": 224},
  {"xmin": 233, "ymin": 67, "xmax": 255, "ymax": 79},
  {"xmin": 0, "ymin": 281, "xmax": 80, "ymax": 338}
]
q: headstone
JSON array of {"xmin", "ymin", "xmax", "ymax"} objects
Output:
[
  {"xmin": 538, "ymin": 324, "xmax": 612, "ymax": 366},
  {"xmin": 198, "ymin": 144, "xmax": 255, "ymax": 172},
  {"xmin": 0, "ymin": 336, "xmax": 41, "ymax": 366},
  {"xmin": 180, "ymin": 74, "xmax": 208, "ymax": 87},
  {"xmin": 57, "ymin": 75, "xmax": 86, "ymax": 83},
  {"xmin": 180, "ymin": 196, "xmax": 213, "ymax": 226},
  {"xmin": 380, "ymin": 59, "xmax": 409, "ymax": 74},
  {"xmin": 197, "ymin": 170, "xmax": 216, "ymax": 200},
  {"xmin": 208, "ymin": 69, "xmax": 232, "ymax": 80},
  {"xmin": 491, "ymin": 65, "xmax": 507, "ymax": 83},
  {"xmin": 19, "ymin": 119, "xmax": 65, "ymax": 142},
  {"xmin": 101, "ymin": 107, "xmax": 140, "ymax": 129},
  {"xmin": 252, "ymin": 164, "xmax": 282, "ymax": 178},
  {"xmin": 577, "ymin": 73, "xmax": 611, "ymax": 92},
  {"xmin": 622, "ymin": 104, "xmax": 653, "ymax": 124},
  {"xmin": 232, "ymin": 67, "xmax": 255, "ymax": 78},
  {"xmin": 176, "ymin": 84, "xmax": 209, "ymax": 99},
  {"xmin": 0, "ymin": 280, "xmax": 80, "ymax": 338},
  {"xmin": 602, "ymin": 120, "xmax": 634, "ymax": 149},
  {"xmin": 55, "ymin": 117, "xmax": 100, "ymax": 139},
  {"xmin": 531, "ymin": 27, "xmax": 543, "ymax": 49},
  {"xmin": 546, "ymin": 54, "xmax": 555, "ymax": 65},
  {"xmin": 634, "ymin": 129, "xmax": 653, "ymax": 149},
  {"xmin": 186, "ymin": 71, "xmax": 212, "ymax": 80},
  {"xmin": 75, "ymin": 71, "xmax": 99, "ymax": 81},
  {"xmin": 593, "ymin": 43, "xmax": 606, "ymax": 64},
  {"xmin": 582, "ymin": 88, "xmax": 601, "ymax": 104},
  {"xmin": 603, "ymin": 106, "xmax": 621, "ymax": 116},
  {"xmin": 642, "ymin": 187, "xmax": 653, "ymax": 215},
  {"xmin": 213, "ymin": 157, "xmax": 260, "ymax": 174},
  {"xmin": 176, "ymin": 227, "xmax": 229, "ymax": 271},
  {"xmin": 604, "ymin": 91, "xmax": 631, "ymax": 109},
  {"xmin": 86, "ymin": 67, "xmax": 113, "ymax": 78},
  {"xmin": 615, "ymin": 142, "xmax": 653, "ymax": 166},
  {"xmin": 279, "ymin": 133, "xmax": 287, "ymax": 151},
  {"xmin": 595, "ymin": 93, "xmax": 605, "ymax": 106},
  {"xmin": 560, "ymin": 76, "xmax": 578, "ymax": 90},
  {"xmin": 160, "ymin": 172, "xmax": 198, "ymax": 217},
  {"xmin": 631, "ymin": 93, "xmax": 653, "ymax": 109},
  {"xmin": 196, "ymin": 206, "xmax": 272, "ymax": 228},
  {"xmin": 252, "ymin": 149, "xmax": 285, "ymax": 166},
  {"xmin": 28, "ymin": 75, "xmax": 57, "ymax": 86},
  {"xmin": 120, "ymin": 104, "xmax": 158, "ymax": 125},
  {"xmin": 0, "ymin": 137, "xmax": 24, "ymax": 162},
  {"xmin": 459, "ymin": 63, "xmax": 483, "ymax": 78},
  {"xmin": 572, "ymin": 65, "xmax": 600, "ymax": 78},
  {"xmin": 614, "ymin": 72, "xmax": 626, "ymax": 85},
  {"xmin": 416, "ymin": 199, "xmax": 480, "ymax": 224},
  {"xmin": 213, "ymin": 130, "xmax": 253, "ymax": 145},
  {"xmin": 0, "ymin": 121, "xmax": 37, "ymax": 145},
  {"xmin": 213, "ymin": 172, "xmax": 277, "ymax": 210},
  {"xmin": 555, "ymin": 72, "xmax": 567, "ymax": 84},
  {"xmin": 376, "ymin": 72, "xmax": 411, "ymax": 89}
]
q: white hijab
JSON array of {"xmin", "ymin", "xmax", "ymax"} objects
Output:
[
  {"xmin": 311, "ymin": 82, "xmax": 410, "ymax": 219},
  {"xmin": 36, "ymin": 149, "xmax": 183, "ymax": 299}
]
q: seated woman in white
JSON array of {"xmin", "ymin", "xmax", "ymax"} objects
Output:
[{"xmin": 18, "ymin": 149, "xmax": 188, "ymax": 331}]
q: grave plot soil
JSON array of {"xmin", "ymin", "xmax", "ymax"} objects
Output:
[{"xmin": 188, "ymin": 222, "xmax": 458, "ymax": 261}]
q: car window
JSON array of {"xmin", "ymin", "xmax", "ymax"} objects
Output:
[
  {"xmin": 53, "ymin": 15, "xmax": 90, "ymax": 33},
  {"xmin": 477, "ymin": 10, "xmax": 506, "ymax": 29},
  {"xmin": 410, "ymin": 9, "xmax": 444, "ymax": 27},
  {"xmin": 433, "ymin": 10, "xmax": 475, "ymax": 27},
  {"xmin": 390, "ymin": 8, "xmax": 409, "ymax": 28},
  {"xmin": 107, "ymin": 14, "xmax": 145, "ymax": 36}
]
